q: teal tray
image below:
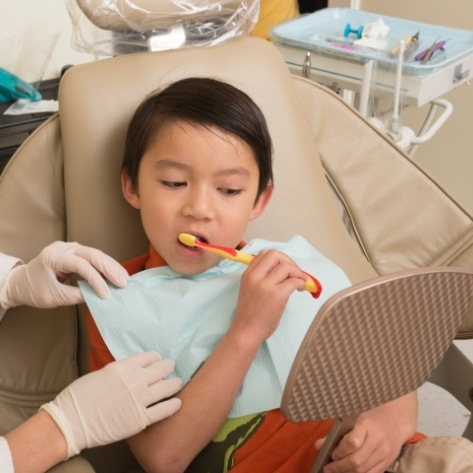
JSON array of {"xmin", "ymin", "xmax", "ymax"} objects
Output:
[{"xmin": 270, "ymin": 8, "xmax": 473, "ymax": 76}]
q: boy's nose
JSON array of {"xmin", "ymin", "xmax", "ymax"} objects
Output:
[{"xmin": 182, "ymin": 190, "xmax": 215, "ymax": 220}]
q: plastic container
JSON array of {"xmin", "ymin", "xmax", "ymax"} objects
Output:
[{"xmin": 270, "ymin": 8, "xmax": 473, "ymax": 76}]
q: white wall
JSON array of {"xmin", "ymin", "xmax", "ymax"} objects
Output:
[{"xmin": 0, "ymin": 0, "xmax": 95, "ymax": 80}]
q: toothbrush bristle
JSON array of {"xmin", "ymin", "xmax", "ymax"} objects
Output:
[{"xmin": 178, "ymin": 233, "xmax": 198, "ymax": 247}]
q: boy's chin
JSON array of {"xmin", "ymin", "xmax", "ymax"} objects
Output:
[{"xmin": 171, "ymin": 261, "xmax": 214, "ymax": 276}]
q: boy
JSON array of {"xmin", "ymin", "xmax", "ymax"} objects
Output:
[{"xmin": 84, "ymin": 77, "xmax": 420, "ymax": 473}]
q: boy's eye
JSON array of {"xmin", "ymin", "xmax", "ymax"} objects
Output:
[
  {"xmin": 161, "ymin": 181, "xmax": 186, "ymax": 189},
  {"xmin": 219, "ymin": 188, "xmax": 242, "ymax": 196}
]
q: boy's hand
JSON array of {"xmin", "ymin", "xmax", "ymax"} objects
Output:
[
  {"xmin": 315, "ymin": 399, "xmax": 416, "ymax": 473},
  {"xmin": 232, "ymin": 249, "xmax": 307, "ymax": 345}
]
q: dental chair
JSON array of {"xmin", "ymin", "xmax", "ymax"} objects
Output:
[{"xmin": 0, "ymin": 36, "xmax": 472, "ymax": 472}]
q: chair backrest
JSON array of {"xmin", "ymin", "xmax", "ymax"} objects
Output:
[
  {"xmin": 295, "ymin": 77, "xmax": 473, "ymax": 275},
  {"xmin": 290, "ymin": 77, "xmax": 473, "ymax": 337},
  {"xmin": 0, "ymin": 36, "xmax": 472, "ymax": 471}
]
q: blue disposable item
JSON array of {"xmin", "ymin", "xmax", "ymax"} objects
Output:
[
  {"xmin": 343, "ymin": 23, "xmax": 364, "ymax": 39},
  {"xmin": 0, "ymin": 67, "xmax": 42, "ymax": 103},
  {"xmin": 79, "ymin": 236, "xmax": 351, "ymax": 418}
]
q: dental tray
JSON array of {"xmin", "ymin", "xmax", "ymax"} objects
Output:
[{"xmin": 270, "ymin": 8, "xmax": 473, "ymax": 76}]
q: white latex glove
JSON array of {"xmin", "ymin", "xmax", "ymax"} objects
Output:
[
  {"xmin": 0, "ymin": 241, "xmax": 129, "ymax": 310},
  {"xmin": 41, "ymin": 352, "xmax": 182, "ymax": 458}
]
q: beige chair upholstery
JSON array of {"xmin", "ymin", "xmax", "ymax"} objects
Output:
[{"xmin": 0, "ymin": 37, "xmax": 472, "ymax": 471}]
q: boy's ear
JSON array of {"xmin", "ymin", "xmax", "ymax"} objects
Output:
[
  {"xmin": 121, "ymin": 170, "xmax": 141, "ymax": 209},
  {"xmin": 250, "ymin": 185, "xmax": 273, "ymax": 220}
]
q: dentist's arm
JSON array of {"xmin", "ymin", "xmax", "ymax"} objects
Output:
[
  {"xmin": 4, "ymin": 352, "xmax": 182, "ymax": 473},
  {"xmin": 0, "ymin": 253, "xmax": 21, "ymax": 321},
  {"xmin": 0, "ymin": 241, "xmax": 129, "ymax": 312}
]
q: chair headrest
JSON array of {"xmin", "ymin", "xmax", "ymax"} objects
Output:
[{"xmin": 68, "ymin": 0, "xmax": 259, "ymax": 55}]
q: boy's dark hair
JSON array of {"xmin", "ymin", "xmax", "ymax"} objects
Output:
[{"xmin": 122, "ymin": 77, "xmax": 273, "ymax": 199}]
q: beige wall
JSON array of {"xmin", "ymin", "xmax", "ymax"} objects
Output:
[{"xmin": 359, "ymin": 1, "xmax": 473, "ymax": 213}]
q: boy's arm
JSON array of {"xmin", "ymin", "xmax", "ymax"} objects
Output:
[
  {"xmin": 127, "ymin": 250, "xmax": 308, "ymax": 473},
  {"xmin": 317, "ymin": 390, "xmax": 418, "ymax": 473},
  {"xmin": 129, "ymin": 325, "xmax": 261, "ymax": 472}
]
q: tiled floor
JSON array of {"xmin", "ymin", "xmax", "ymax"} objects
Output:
[{"xmin": 417, "ymin": 340, "xmax": 473, "ymax": 437}]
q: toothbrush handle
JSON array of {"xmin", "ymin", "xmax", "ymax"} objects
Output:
[
  {"xmin": 303, "ymin": 272, "xmax": 322, "ymax": 298},
  {"xmin": 201, "ymin": 244, "xmax": 322, "ymax": 299},
  {"xmin": 232, "ymin": 250, "xmax": 254, "ymax": 265},
  {"xmin": 235, "ymin": 250, "xmax": 322, "ymax": 298}
]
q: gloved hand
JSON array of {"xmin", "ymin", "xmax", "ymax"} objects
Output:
[
  {"xmin": 41, "ymin": 352, "xmax": 182, "ymax": 458},
  {"xmin": 0, "ymin": 241, "xmax": 129, "ymax": 310}
]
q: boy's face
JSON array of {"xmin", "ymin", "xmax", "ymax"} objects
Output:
[{"xmin": 122, "ymin": 120, "xmax": 273, "ymax": 275}]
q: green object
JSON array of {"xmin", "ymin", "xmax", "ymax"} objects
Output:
[{"xmin": 0, "ymin": 67, "xmax": 42, "ymax": 103}]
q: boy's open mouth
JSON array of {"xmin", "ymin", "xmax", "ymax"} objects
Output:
[{"xmin": 177, "ymin": 234, "xmax": 208, "ymax": 249}]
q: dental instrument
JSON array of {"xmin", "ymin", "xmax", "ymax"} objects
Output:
[
  {"xmin": 416, "ymin": 39, "xmax": 447, "ymax": 64},
  {"xmin": 390, "ymin": 31, "xmax": 419, "ymax": 57},
  {"xmin": 358, "ymin": 59, "xmax": 374, "ymax": 118},
  {"xmin": 178, "ymin": 233, "xmax": 322, "ymax": 298},
  {"xmin": 390, "ymin": 40, "xmax": 405, "ymax": 139},
  {"xmin": 301, "ymin": 52, "xmax": 311, "ymax": 79}
]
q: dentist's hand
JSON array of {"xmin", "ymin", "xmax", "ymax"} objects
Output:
[
  {"xmin": 41, "ymin": 352, "xmax": 182, "ymax": 458},
  {"xmin": 0, "ymin": 241, "xmax": 129, "ymax": 310}
]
